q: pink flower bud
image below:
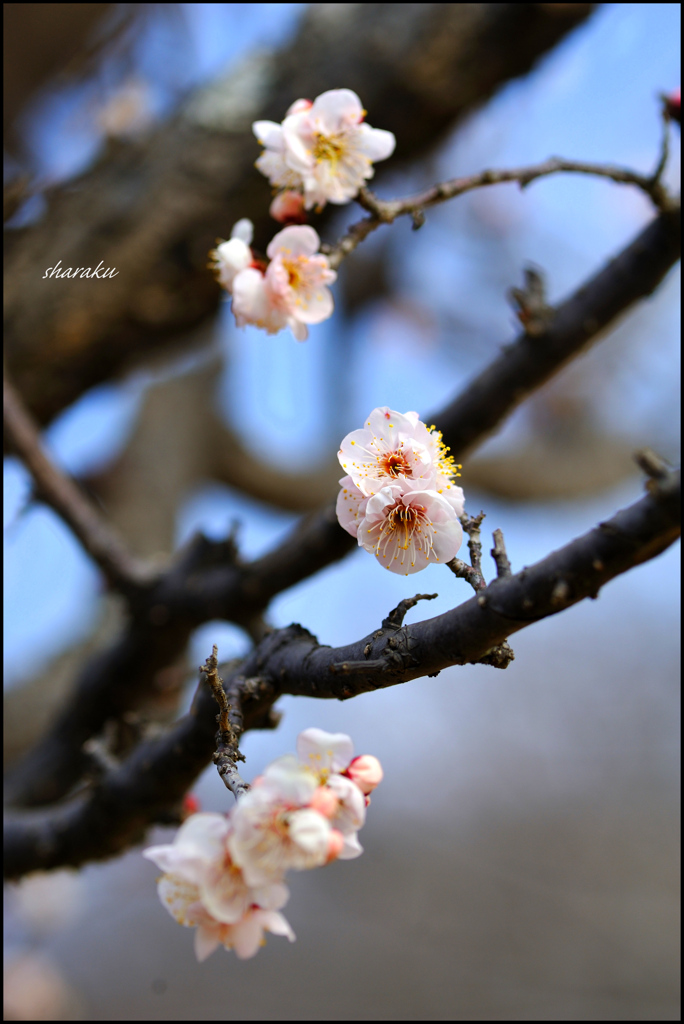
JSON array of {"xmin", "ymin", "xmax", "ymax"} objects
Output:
[
  {"xmin": 269, "ymin": 190, "xmax": 307, "ymax": 224},
  {"xmin": 346, "ymin": 755, "xmax": 384, "ymax": 795},
  {"xmin": 181, "ymin": 793, "xmax": 201, "ymax": 818},
  {"xmin": 326, "ymin": 828, "xmax": 345, "ymax": 863},
  {"xmin": 663, "ymin": 87, "xmax": 681, "ymax": 124},
  {"xmin": 310, "ymin": 785, "xmax": 340, "ymax": 820}
]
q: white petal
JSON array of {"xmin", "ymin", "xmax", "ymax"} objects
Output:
[
  {"xmin": 294, "ymin": 286, "xmax": 333, "ymax": 324},
  {"xmin": 288, "ymin": 317, "xmax": 309, "ymax": 342},
  {"xmin": 311, "ymin": 88, "xmax": 363, "ymax": 131},
  {"xmin": 230, "ymin": 219, "xmax": 254, "ymax": 245},
  {"xmin": 338, "ymin": 832, "xmax": 364, "ymax": 859},
  {"xmin": 194, "ymin": 923, "xmax": 221, "ymax": 962},
  {"xmin": 252, "ymin": 120, "xmax": 283, "ymax": 149},
  {"xmin": 336, "ymin": 479, "xmax": 367, "ymax": 538},
  {"xmin": 267, "ymin": 224, "xmax": 320, "ymax": 259},
  {"xmin": 430, "ymin": 518, "xmax": 463, "ymax": 563},
  {"xmin": 297, "ymin": 728, "xmax": 354, "ymax": 773},
  {"xmin": 357, "ymin": 123, "xmax": 396, "ymax": 162}
]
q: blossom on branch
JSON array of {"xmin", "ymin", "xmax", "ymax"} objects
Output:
[
  {"xmin": 336, "ymin": 407, "xmax": 465, "ymax": 573},
  {"xmin": 211, "ymin": 221, "xmax": 336, "ymax": 341},
  {"xmin": 254, "ymin": 89, "xmax": 396, "ymax": 211},
  {"xmin": 144, "ymin": 812, "xmax": 292, "ymax": 960},
  {"xmin": 144, "ymin": 730, "xmax": 382, "ymax": 960}
]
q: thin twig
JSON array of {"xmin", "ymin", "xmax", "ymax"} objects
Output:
[
  {"xmin": 491, "ymin": 530, "xmax": 512, "ymax": 578},
  {"xmin": 3, "ymin": 377, "xmax": 152, "ymax": 594},
  {"xmin": 202, "ymin": 645, "xmax": 250, "ymax": 800},
  {"xmin": 460, "ymin": 512, "xmax": 486, "ymax": 578},
  {"xmin": 326, "ymin": 151, "xmax": 675, "ymax": 269},
  {"xmin": 446, "ymin": 558, "xmax": 486, "ymax": 592}
]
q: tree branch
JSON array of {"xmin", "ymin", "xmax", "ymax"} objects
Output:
[
  {"xmin": 5, "ymin": 463, "xmax": 679, "ymax": 878},
  {"xmin": 325, "ymin": 148, "xmax": 676, "ymax": 269},
  {"xmin": 3, "ymin": 376, "xmax": 152, "ymax": 594},
  {"xmin": 203, "ymin": 646, "xmax": 250, "ymax": 800},
  {"xmin": 5, "ymin": 202, "xmax": 680, "ymax": 807}
]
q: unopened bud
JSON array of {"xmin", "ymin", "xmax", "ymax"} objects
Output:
[
  {"xmin": 270, "ymin": 190, "xmax": 307, "ymax": 224},
  {"xmin": 182, "ymin": 793, "xmax": 201, "ymax": 818},
  {"xmin": 346, "ymin": 755, "xmax": 383, "ymax": 795}
]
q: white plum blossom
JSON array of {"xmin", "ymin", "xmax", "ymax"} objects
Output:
[
  {"xmin": 143, "ymin": 812, "xmax": 289, "ymax": 927},
  {"xmin": 228, "ymin": 756, "xmax": 338, "ymax": 886},
  {"xmin": 336, "ymin": 407, "xmax": 465, "ymax": 573},
  {"xmin": 209, "ymin": 219, "xmax": 254, "ymax": 291},
  {"xmin": 157, "ymin": 874, "xmax": 294, "ymax": 961},
  {"xmin": 354, "ymin": 482, "xmax": 463, "ymax": 575},
  {"xmin": 212, "ymin": 222, "xmax": 336, "ymax": 341},
  {"xmin": 144, "ymin": 730, "xmax": 383, "ymax": 961},
  {"xmin": 254, "ymin": 89, "xmax": 395, "ymax": 210},
  {"xmin": 338, "ymin": 406, "xmax": 464, "ymax": 512},
  {"xmin": 263, "ymin": 225, "xmax": 336, "ymax": 341}
]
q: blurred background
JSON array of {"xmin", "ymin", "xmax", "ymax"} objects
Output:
[{"xmin": 4, "ymin": 3, "xmax": 680, "ymax": 1020}]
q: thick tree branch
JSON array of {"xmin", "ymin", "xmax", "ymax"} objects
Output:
[
  {"xmin": 4, "ymin": 464, "xmax": 679, "ymax": 878},
  {"xmin": 3, "ymin": 376, "xmax": 151, "ymax": 593},
  {"xmin": 5, "ymin": 202, "xmax": 680, "ymax": 807}
]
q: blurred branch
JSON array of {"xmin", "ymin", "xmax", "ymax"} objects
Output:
[
  {"xmin": 3, "ymin": 376, "xmax": 152, "ymax": 593},
  {"xmin": 5, "ymin": 463, "xmax": 680, "ymax": 878},
  {"xmin": 4, "ymin": 2, "xmax": 596, "ymax": 428},
  {"xmin": 5, "ymin": 201, "xmax": 680, "ymax": 807},
  {"xmin": 326, "ymin": 147, "xmax": 676, "ymax": 269}
]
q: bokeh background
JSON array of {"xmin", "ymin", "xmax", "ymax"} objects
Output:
[{"xmin": 4, "ymin": 3, "xmax": 680, "ymax": 1020}]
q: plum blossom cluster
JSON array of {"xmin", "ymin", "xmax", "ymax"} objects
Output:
[
  {"xmin": 337, "ymin": 407, "xmax": 465, "ymax": 574},
  {"xmin": 144, "ymin": 729, "xmax": 382, "ymax": 961},
  {"xmin": 253, "ymin": 89, "xmax": 396, "ymax": 215},
  {"xmin": 210, "ymin": 220, "xmax": 335, "ymax": 342},
  {"xmin": 209, "ymin": 89, "xmax": 395, "ymax": 340}
]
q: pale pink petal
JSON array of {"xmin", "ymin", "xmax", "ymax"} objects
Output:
[
  {"xmin": 310, "ymin": 88, "xmax": 364, "ymax": 132},
  {"xmin": 297, "ymin": 728, "xmax": 354, "ymax": 774},
  {"xmin": 357, "ymin": 123, "xmax": 396, "ymax": 162},
  {"xmin": 336, "ymin": 476, "xmax": 368, "ymax": 537},
  {"xmin": 287, "ymin": 808, "xmax": 332, "ymax": 859},
  {"xmin": 286, "ymin": 98, "xmax": 313, "ymax": 116},
  {"xmin": 252, "ymin": 120, "xmax": 284, "ymax": 149},
  {"xmin": 194, "ymin": 923, "xmax": 221, "ymax": 962},
  {"xmin": 326, "ymin": 773, "xmax": 366, "ymax": 833},
  {"xmin": 288, "ymin": 317, "xmax": 309, "ymax": 342},
  {"xmin": 251, "ymin": 881, "xmax": 290, "ymax": 912},
  {"xmin": 338, "ymin": 832, "xmax": 364, "ymax": 859},
  {"xmin": 294, "ymin": 286, "xmax": 334, "ymax": 324},
  {"xmin": 267, "ymin": 224, "xmax": 321, "ymax": 260},
  {"xmin": 430, "ymin": 518, "xmax": 463, "ymax": 563}
]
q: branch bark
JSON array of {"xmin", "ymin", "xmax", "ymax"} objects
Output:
[
  {"xmin": 5, "ymin": 465, "xmax": 679, "ymax": 879},
  {"xmin": 3, "ymin": 376, "xmax": 151, "ymax": 593},
  {"xmin": 5, "ymin": 202, "xmax": 680, "ymax": 807}
]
